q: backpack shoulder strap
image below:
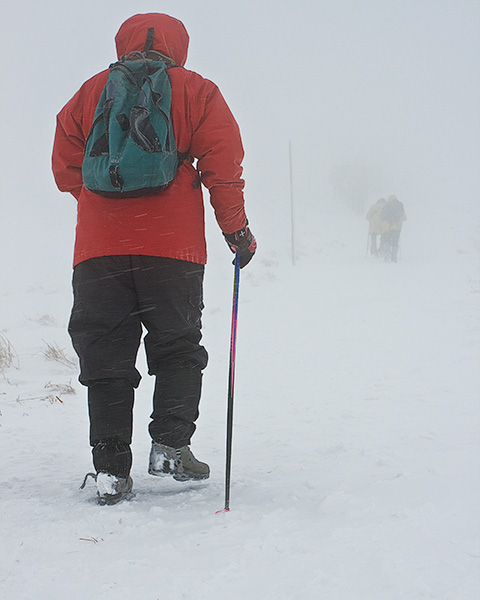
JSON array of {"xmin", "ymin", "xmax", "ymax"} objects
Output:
[{"xmin": 145, "ymin": 50, "xmax": 178, "ymax": 68}]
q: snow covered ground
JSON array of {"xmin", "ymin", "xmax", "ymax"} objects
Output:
[
  {"xmin": 1, "ymin": 203, "xmax": 479, "ymax": 599},
  {"xmin": 1, "ymin": 1, "xmax": 479, "ymax": 597}
]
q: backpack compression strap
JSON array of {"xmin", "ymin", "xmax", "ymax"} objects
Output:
[
  {"xmin": 143, "ymin": 27, "xmax": 155, "ymax": 53},
  {"xmin": 143, "ymin": 27, "xmax": 191, "ymax": 177},
  {"xmin": 141, "ymin": 27, "xmax": 177, "ymax": 67}
]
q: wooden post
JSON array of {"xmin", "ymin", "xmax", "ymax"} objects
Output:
[{"xmin": 289, "ymin": 141, "xmax": 295, "ymax": 266}]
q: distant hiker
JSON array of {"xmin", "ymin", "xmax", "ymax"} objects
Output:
[
  {"xmin": 366, "ymin": 198, "xmax": 386, "ymax": 256},
  {"xmin": 379, "ymin": 195, "xmax": 407, "ymax": 262},
  {"xmin": 52, "ymin": 13, "xmax": 256, "ymax": 505}
]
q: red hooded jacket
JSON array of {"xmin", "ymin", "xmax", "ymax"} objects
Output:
[{"xmin": 52, "ymin": 13, "xmax": 247, "ymax": 267}]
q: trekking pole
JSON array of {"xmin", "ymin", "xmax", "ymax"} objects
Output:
[{"xmin": 219, "ymin": 251, "xmax": 241, "ymax": 513}]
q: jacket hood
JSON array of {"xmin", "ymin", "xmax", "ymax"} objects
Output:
[{"xmin": 115, "ymin": 13, "xmax": 189, "ymax": 66}]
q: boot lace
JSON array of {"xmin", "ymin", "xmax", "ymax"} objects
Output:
[{"xmin": 79, "ymin": 472, "xmax": 97, "ymax": 489}]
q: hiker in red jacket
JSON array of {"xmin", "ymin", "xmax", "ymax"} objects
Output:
[{"xmin": 52, "ymin": 13, "xmax": 256, "ymax": 505}]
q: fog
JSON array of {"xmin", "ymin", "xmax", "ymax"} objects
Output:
[
  {"xmin": 1, "ymin": 0, "xmax": 479, "ymax": 284},
  {"xmin": 1, "ymin": 3, "xmax": 479, "ymax": 597}
]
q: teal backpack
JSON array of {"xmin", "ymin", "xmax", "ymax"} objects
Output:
[{"xmin": 82, "ymin": 29, "xmax": 183, "ymax": 198}]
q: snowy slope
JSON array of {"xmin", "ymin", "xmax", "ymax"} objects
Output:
[
  {"xmin": 1, "ymin": 1, "xmax": 479, "ymax": 597},
  {"xmin": 1, "ymin": 205, "xmax": 479, "ymax": 600}
]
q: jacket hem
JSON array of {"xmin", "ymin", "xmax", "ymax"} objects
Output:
[{"xmin": 73, "ymin": 250, "xmax": 206, "ymax": 268}]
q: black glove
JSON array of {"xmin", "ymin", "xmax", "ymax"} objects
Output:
[{"xmin": 223, "ymin": 225, "xmax": 257, "ymax": 268}]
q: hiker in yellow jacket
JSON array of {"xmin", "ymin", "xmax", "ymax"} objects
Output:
[{"xmin": 366, "ymin": 198, "xmax": 386, "ymax": 256}]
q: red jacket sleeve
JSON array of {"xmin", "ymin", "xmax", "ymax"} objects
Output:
[
  {"xmin": 52, "ymin": 71, "xmax": 108, "ymax": 200},
  {"xmin": 52, "ymin": 92, "xmax": 86, "ymax": 200},
  {"xmin": 187, "ymin": 78, "xmax": 247, "ymax": 234}
]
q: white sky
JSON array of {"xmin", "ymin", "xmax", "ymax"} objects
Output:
[{"xmin": 0, "ymin": 0, "xmax": 479, "ymax": 284}]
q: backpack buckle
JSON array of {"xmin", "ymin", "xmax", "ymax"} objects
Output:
[{"xmin": 109, "ymin": 165, "xmax": 123, "ymax": 190}]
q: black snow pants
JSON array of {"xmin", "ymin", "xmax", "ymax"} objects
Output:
[
  {"xmin": 380, "ymin": 229, "xmax": 401, "ymax": 262},
  {"xmin": 68, "ymin": 256, "xmax": 208, "ymax": 475}
]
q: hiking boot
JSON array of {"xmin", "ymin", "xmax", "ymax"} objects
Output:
[
  {"xmin": 148, "ymin": 442, "xmax": 210, "ymax": 481},
  {"xmin": 96, "ymin": 472, "xmax": 133, "ymax": 505},
  {"xmin": 391, "ymin": 245, "xmax": 399, "ymax": 263},
  {"xmin": 81, "ymin": 472, "xmax": 133, "ymax": 505}
]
